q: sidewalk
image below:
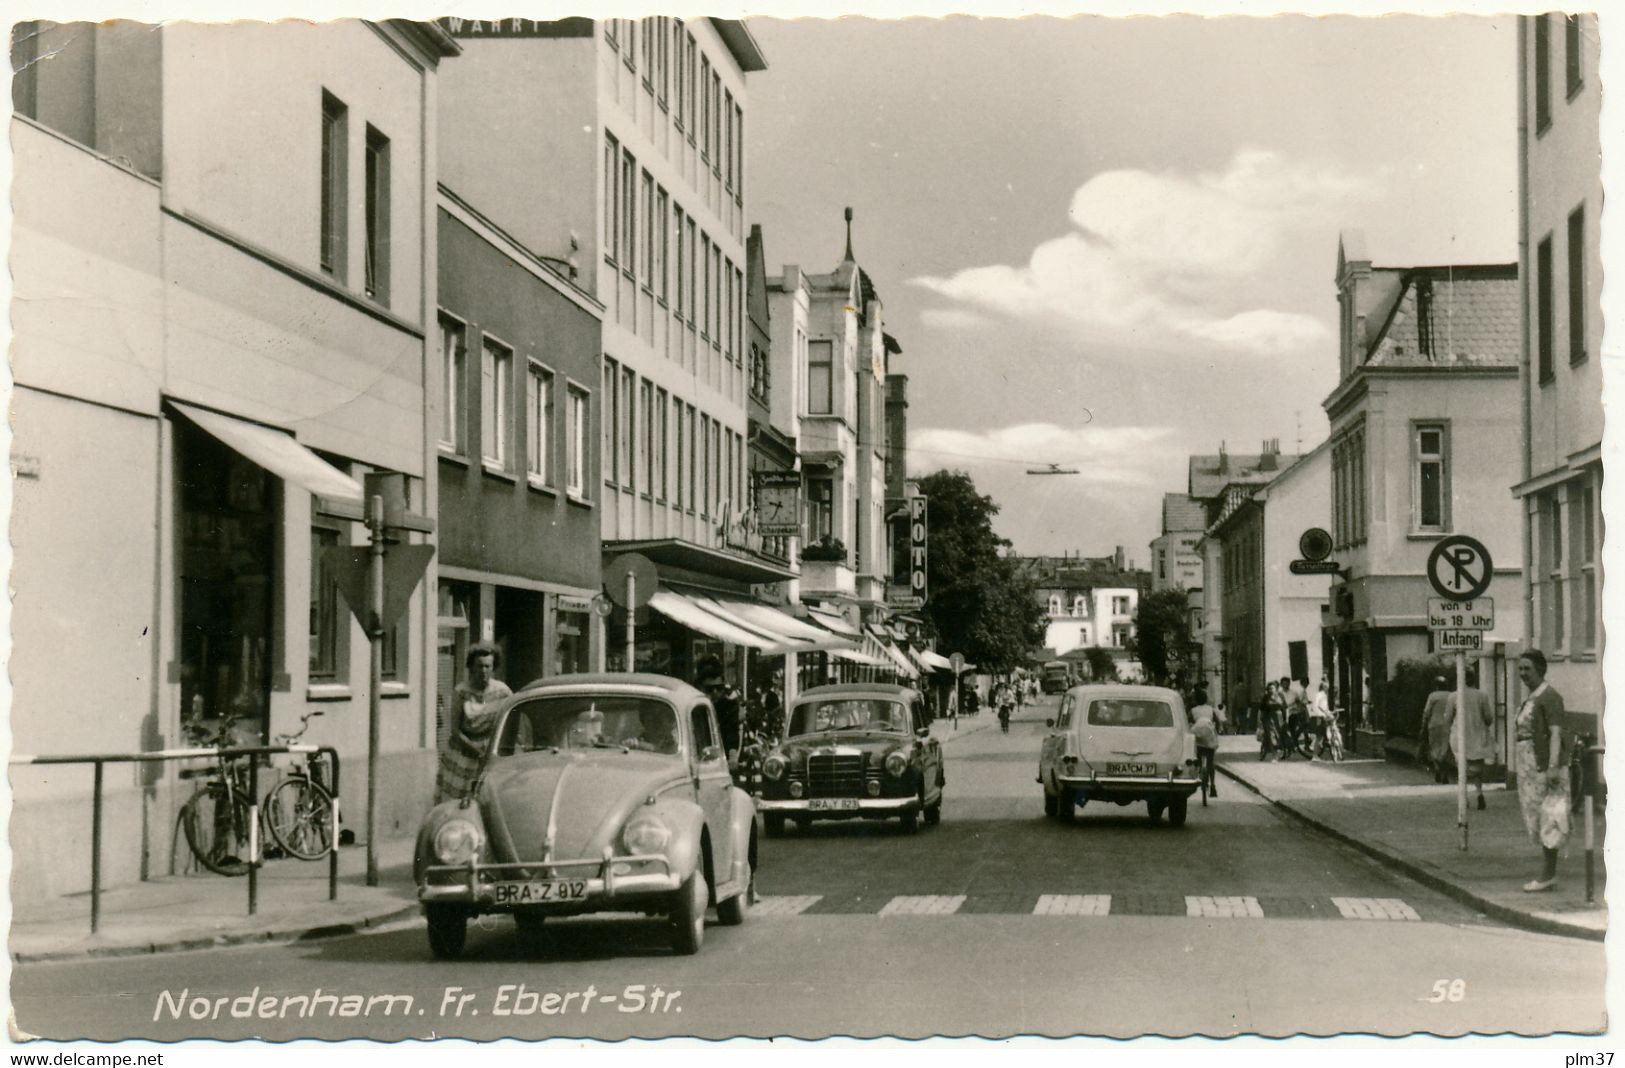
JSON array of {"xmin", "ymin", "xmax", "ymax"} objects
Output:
[
  {"xmin": 1215, "ymin": 734, "xmax": 1607, "ymax": 941},
  {"xmin": 10, "ymin": 836, "xmax": 422, "ymax": 964}
]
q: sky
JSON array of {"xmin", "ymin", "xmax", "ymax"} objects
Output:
[{"xmin": 744, "ymin": 13, "xmax": 1520, "ymax": 564}]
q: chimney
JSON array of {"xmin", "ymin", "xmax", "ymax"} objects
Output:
[
  {"xmin": 1114, "ymin": 545, "xmax": 1125, "ymax": 571},
  {"xmin": 1258, "ymin": 438, "xmax": 1278, "ymax": 472},
  {"xmin": 842, "ymin": 206, "xmax": 855, "ymax": 263},
  {"xmin": 1217, "ymin": 442, "xmax": 1229, "ymax": 475}
]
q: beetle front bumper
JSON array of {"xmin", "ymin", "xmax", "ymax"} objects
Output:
[{"xmin": 418, "ymin": 851, "xmax": 682, "ymax": 909}]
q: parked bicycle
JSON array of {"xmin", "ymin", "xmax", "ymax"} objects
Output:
[
  {"xmin": 262, "ymin": 710, "xmax": 336, "ymax": 861},
  {"xmin": 179, "ymin": 713, "xmax": 255, "ymax": 877},
  {"xmin": 1315, "ymin": 709, "xmax": 1346, "ymax": 763}
]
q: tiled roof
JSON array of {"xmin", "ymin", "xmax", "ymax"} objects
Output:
[
  {"xmin": 1160, "ymin": 493, "xmax": 1206, "ymax": 534},
  {"xmin": 1187, "ymin": 453, "xmax": 1301, "ymax": 500},
  {"xmin": 1365, "ymin": 265, "xmax": 1519, "ymax": 368}
]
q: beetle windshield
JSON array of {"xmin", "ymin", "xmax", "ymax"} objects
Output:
[
  {"xmin": 789, "ymin": 699, "xmax": 911, "ymax": 736},
  {"xmin": 1086, "ymin": 699, "xmax": 1175, "ymax": 728},
  {"xmin": 493, "ymin": 695, "xmax": 682, "ymax": 757}
]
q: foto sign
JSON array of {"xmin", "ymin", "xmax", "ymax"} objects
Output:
[
  {"xmin": 908, "ymin": 495, "xmax": 929, "ymax": 606},
  {"xmin": 1427, "ymin": 597, "xmax": 1494, "ymax": 632},
  {"xmin": 1436, "ymin": 630, "xmax": 1484, "ymax": 652}
]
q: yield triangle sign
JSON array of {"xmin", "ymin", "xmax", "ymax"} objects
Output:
[{"xmin": 325, "ymin": 544, "xmax": 436, "ymax": 635}]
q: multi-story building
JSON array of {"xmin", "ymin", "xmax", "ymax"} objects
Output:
[
  {"xmin": 437, "ymin": 18, "xmax": 811, "ymax": 690},
  {"xmin": 1150, "ymin": 492, "xmax": 1206, "ymax": 682},
  {"xmin": 1321, "ymin": 231, "xmax": 1524, "ymax": 755},
  {"xmin": 10, "ymin": 19, "xmax": 457, "ymax": 895},
  {"xmin": 1020, "ymin": 549, "xmax": 1150, "ymax": 676},
  {"xmin": 1204, "ymin": 443, "xmax": 1332, "ymax": 715},
  {"xmin": 1513, "ymin": 13, "xmax": 1602, "ymax": 724},
  {"xmin": 745, "ymin": 224, "xmax": 798, "ymax": 572}
]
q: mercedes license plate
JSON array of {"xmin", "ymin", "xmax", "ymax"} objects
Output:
[
  {"xmin": 808, "ymin": 797, "xmax": 860, "ymax": 811},
  {"xmin": 1107, "ymin": 762, "xmax": 1157, "ymax": 776},
  {"xmin": 491, "ymin": 879, "xmax": 588, "ymax": 905}
]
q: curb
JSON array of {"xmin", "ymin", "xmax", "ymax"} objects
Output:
[
  {"xmin": 1216, "ymin": 762, "xmax": 1605, "ymax": 942},
  {"xmin": 12, "ymin": 902, "xmax": 422, "ymax": 965}
]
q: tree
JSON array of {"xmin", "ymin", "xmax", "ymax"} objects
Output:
[
  {"xmin": 1083, "ymin": 647, "xmax": 1119, "ymax": 683},
  {"xmin": 915, "ymin": 470, "xmax": 1047, "ymax": 672},
  {"xmin": 1130, "ymin": 588, "xmax": 1195, "ymax": 689}
]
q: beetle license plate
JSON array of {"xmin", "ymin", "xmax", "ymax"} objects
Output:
[
  {"xmin": 1107, "ymin": 762, "xmax": 1157, "ymax": 776},
  {"xmin": 808, "ymin": 798, "xmax": 860, "ymax": 811},
  {"xmin": 490, "ymin": 879, "xmax": 589, "ymax": 905}
]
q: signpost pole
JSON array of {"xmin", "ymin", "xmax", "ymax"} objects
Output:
[
  {"xmin": 366, "ymin": 492, "xmax": 384, "ymax": 887},
  {"xmin": 625, "ymin": 571, "xmax": 636, "ymax": 674},
  {"xmin": 1455, "ymin": 649, "xmax": 1469, "ymax": 850}
]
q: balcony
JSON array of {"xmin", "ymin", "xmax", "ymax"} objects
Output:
[{"xmin": 800, "ymin": 558, "xmax": 856, "ymax": 597}]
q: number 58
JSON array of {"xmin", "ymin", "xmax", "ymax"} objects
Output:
[{"xmin": 1428, "ymin": 979, "xmax": 1467, "ymax": 1003}]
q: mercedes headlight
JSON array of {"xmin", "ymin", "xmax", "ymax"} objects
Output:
[
  {"xmin": 433, "ymin": 819, "xmax": 483, "ymax": 864},
  {"xmin": 762, "ymin": 753, "xmax": 787, "ymax": 781},
  {"xmin": 622, "ymin": 814, "xmax": 672, "ymax": 855},
  {"xmin": 884, "ymin": 751, "xmax": 909, "ymax": 777}
]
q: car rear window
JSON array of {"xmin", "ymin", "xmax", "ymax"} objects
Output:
[
  {"xmin": 1086, "ymin": 699, "xmax": 1174, "ymax": 728},
  {"xmin": 789, "ymin": 699, "xmax": 910, "ymax": 736}
]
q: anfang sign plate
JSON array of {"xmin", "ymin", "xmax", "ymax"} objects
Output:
[{"xmin": 1435, "ymin": 630, "xmax": 1483, "ymax": 652}]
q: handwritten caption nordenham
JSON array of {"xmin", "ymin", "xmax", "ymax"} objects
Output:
[{"xmin": 155, "ymin": 984, "xmax": 682, "ymax": 1022}]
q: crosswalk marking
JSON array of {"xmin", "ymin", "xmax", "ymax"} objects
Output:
[
  {"xmin": 752, "ymin": 895, "xmax": 822, "ymax": 916},
  {"xmin": 1331, "ymin": 896, "xmax": 1420, "ymax": 921},
  {"xmin": 1185, "ymin": 895, "xmax": 1264, "ymax": 918},
  {"xmin": 1033, "ymin": 894, "xmax": 1111, "ymax": 916},
  {"xmin": 878, "ymin": 894, "xmax": 966, "ymax": 916}
]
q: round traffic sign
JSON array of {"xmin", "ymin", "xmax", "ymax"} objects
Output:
[
  {"xmin": 603, "ymin": 552, "xmax": 658, "ymax": 609},
  {"xmin": 1426, "ymin": 535, "xmax": 1493, "ymax": 601},
  {"xmin": 949, "ymin": 652, "xmax": 965, "ymax": 674},
  {"xmin": 1298, "ymin": 527, "xmax": 1334, "ymax": 563}
]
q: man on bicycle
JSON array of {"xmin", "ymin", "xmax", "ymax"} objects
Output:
[{"xmin": 1189, "ymin": 689, "xmax": 1219, "ymax": 798}]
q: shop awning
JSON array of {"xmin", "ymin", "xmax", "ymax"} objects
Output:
[
  {"xmin": 866, "ymin": 625, "xmax": 919, "ymax": 679},
  {"xmin": 915, "ymin": 649, "xmax": 956, "ymax": 672},
  {"xmin": 605, "ymin": 538, "xmax": 796, "ymax": 584},
  {"xmin": 171, "ymin": 401, "xmax": 363, "ymax": 504},
  {"xmin": 805, "ymin": 607, "xmax": 863, "ymax": 640},
  {"xmin": 831, "ymin": 645, "xmax": 891, "ymax": 667},
  {"xmin": 648, "ymin": 589, "xmax": 778, "ymax": 651},
  {"xmin": 710, "ymin": 598, "xmax": 857, "ymax": 652}
]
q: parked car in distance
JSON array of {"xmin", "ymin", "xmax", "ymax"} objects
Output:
[
  {"xmin": 1037, "ymin": 684, "xmax": 1200, "ymax": 826},
  {"xmin": 757, "ymin": 683, "xmax": 944, "ymax": 835},
  {"xmin": 414, "ymin": 674, "xmax": 757, "ymax": 959},
  {"xmin": 1041, "ymin": 660, "xmax": 1072, "ymax": 694}
]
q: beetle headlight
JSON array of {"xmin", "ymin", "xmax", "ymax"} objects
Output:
[
  {"xmin": 433, "ymin": 819, "xmax": 483, "ymax": 864},
  {"xmin": 622, "ymin": 815, "xmax": 672, "ymax": 856},
  {"xmin": 884, "ymin": 751, "xmax": 909, "ymax": 777},
  {"xmin": 762, "ymin": 753, "xmax": 787, "ymax": 781}
]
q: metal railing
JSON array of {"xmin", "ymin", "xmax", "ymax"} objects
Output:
[{"xmin": 10, "ymin": 744, "xmax": 341, "ymax": 934}]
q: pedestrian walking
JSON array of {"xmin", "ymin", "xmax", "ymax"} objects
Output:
[
  {"xmin": 1515, "ymin": 650, "xmax": 1572, "ymax": 892},
  {"xmin": 696, "ymin": 657, "xmax": 743, "ymax": 760},
  {"xmin": 1445, "ymin": 666, "xmax": 1496, "ymax": 811},
  {"xmin": 1189, "ymin": 689, "xmax": 1219, "ymax": 799},
  {"xmin": 1420, "ymin": 676, "xmax": 1454, "ymax": 781},
  {"xmin": 1259, "ymin": 681, "xmax": 1286, "ymax": 761},
  {"xmin": 435, "ymin": 642, "xmax": 512, "ymax": 804},
  {"xmin": 1284, "ymin": 676, "xmax": 1311, "ymax": 758},
  {"xmin": 1310, "ymin": 679, "xmax": 1341, "ymax": 761}
]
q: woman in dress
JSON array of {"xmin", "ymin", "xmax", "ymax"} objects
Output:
[
  {"xmin": 1514, "ymin": 650, "xmax": 1571, "ymax": 892},
  {"xmin": 435, "ymin": 642, "xmax": 513, "ymax": 804}
]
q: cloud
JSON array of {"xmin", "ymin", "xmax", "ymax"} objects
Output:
[
  {"xmin": 910, "ymin": 149, "xmax": 1373, "ymax": 357},
  {"xmin": 909, "ymin": 422, "xmax": 1178, "ymax": 489},
  {"xmin": 919, "ymin": 307, "xmax": 994, "ymax": 331}
]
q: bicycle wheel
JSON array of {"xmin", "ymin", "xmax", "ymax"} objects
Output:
[
  {"xmin": 182, "ymin": 784, "xmax": 252, "ymax": 876},
  {"xmin": 264, "ymin": 776, "xmax": 335, "ymax": 861}
]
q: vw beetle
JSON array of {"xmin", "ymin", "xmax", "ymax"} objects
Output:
[
  {"xmin": 756, "ymin": 683, "xmax": 944, "ymax": 835},
  {"xmin": 414, "ymin": 674, "xmax": 757, "ymax": 958},
  {"xmin": 1038, "ymin": 683, "xmax": 1200, "ymax": 826}
]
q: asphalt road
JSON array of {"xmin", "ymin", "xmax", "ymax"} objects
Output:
[{"xmin": 11, "ymin": 695, "xmax": 1606, "ymax": 1041}]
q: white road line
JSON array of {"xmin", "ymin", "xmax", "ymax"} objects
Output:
[
  {"xmin": 878, "ymin": 894, "xmax": 966, "ymax": 916},
  {"xmin": 1332, "ymin": 896, "xmax": 1420, "ymax": 921},
  {"xmin": 751, "ymin": 895, "xmax": 823, "ymax": 917},
  {"xmin": 1033, "ymin": 894, "xmax": 1111, "ymax": 916},
  {"xmin": 1185, "ymin": 895, "xmax": 1264, "ymax": 918}
]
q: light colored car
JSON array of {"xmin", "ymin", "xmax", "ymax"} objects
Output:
[
  {"xmin": 1037, "ymin": 684, "xmax": 1200, "ymax": 826},
  {"xmin": 757, "ymin": 683, "xmax": 944, "ymax": 835},
  {"xmin": 414, "ymin": 674, "xmax": 757, "ymax": 959}
]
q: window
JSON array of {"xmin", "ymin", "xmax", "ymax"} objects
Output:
[
  {"xmin": 674, "ymin": 403, "xmax": 687, "ymax": 509},
  {"xmin": 1535, "ymin": 13, "xmax": 1551, "ymax": 131},
  {"xmin": 656, "ymin": 187, "xmax": 669, "ymax": 304},
  {"xmin": 621, "ymin": 368, "xmax": 636, "ymax": 492},
  {"xmin": 640, "ymin": 171, "xmax": 654, "ymax": 289},
  {"xmin": 671, "ymin": 20, "xmax": 684, "ymax": 121},
  {"xmin": 1565, "ymin": 14, "xmax": 1582, "ymax": 97},
  {"xmin": 1575, "ymin": 478, "xmax": 1597, "ymax": 652},
  {"xmin": 700, "ymin": 414, "xmax": 712, "ymax": 516},
  {"xmin": 526, "ymin": 362, "xmax": 553, "ymax": 485},
  {"xmin": 1048, "ymin": 595, "xmax": 1062, "ymax": 616},
  {"xmin": 735, "ymin": 266, "xmax": 745, "ymax": 364},
  {"xmin": 320, "ymin": 92, "xmax": 348, "ymax": 279},
  {"xmin": 657, "ymin": 18, "xmax": 670, "ymax": 107},
  {"xmin": 685, "ymin": 32, "xmax": 698, "ymax": 140},
  {"xmin": 1537, "ymin": 234, "xmax": 1554, "ymax": 384},
  {"xmin": 363, "ymin": 125, "xmax": 390, "ymax": 303},
  {"xmin": 700, "ymin": 56, "xmax": 711, "ymax": 161},
  {"xmin": 567, "ymin": 386, "xmax": 589, "ymax": 497},
  {"xmin": 724, "ymin": 262, "xmax": 735, "ymax": 364},
  {"xmin": 602, "ymin": 359, "xmax": 617, "ymax": 483},
  {"xmin": 481, "ymin": 338, "xmax": 512, "ymax": 469},
  {"xmin": 1072, "ymin": 596, "xmax": 1086, "ymax": 618},
  {"xmin": 711, "ymin": 72, "xmax": 722, "ymax": 174},
  {"xmin": 621, "ymin": 150, "xmax": 636, "ymax": 278},
  {"xmin": 724, "ymin": 89, "xmax": 735, "ymax": 190},
  {"xmin": 1568, "ymin": 205, "xmax": 1586, "ymax": 365},
  {"xmin": 686, "ymin": 218, "xmax": 698, "ymax": 325},
  {"xmin": 711, "ymin": 421, "xmax": 722, "ymax": 515},
  {"xmin": 1539, "ymin": 489, "xmax": 1565, "ymax": 650},
  {"xmin": 700, "ymin": 234, "xmax": 712, "ymax": 339},
  {"xmin": 1413, "ymin": 423, "xmax": 1448, "ymax": 531},
  {"xmin": 1112, "ymin": 596, "xmax": 1130, "ymax": 615},
  {"xmin": 806, "ymin": 477, "xmax": 833, "ymax": 542},
  {"xmin": 604, "ymin": 18, "xmax": 618, "ymax": 48},
  {"xmin": 672, "ymin": 204, "xmax": 685, "ymax": 318},
  {"xmin": 439, "ymin": 315, "xmax": 467, "ymax": 453},
  {"xmin": 734, "ymin": 102, "xmax": 744, "ymax": 205},
  {"xmin": 603, "ymin": 133, "xmax": 619, "ymax": 264},
  {"xmin": 641, "ymin": 16, "xmax": 654, "ymax": 85},
  {"xmin": 655, "ymin": 389, "xmax": 669, "ymax": 501},
  {"xmin": 309, "ymin": 525, "xmax": 346, "ymax": 682},
  {"xmin": 712, "ymin": 245, "xmax": 723, "ymax": 348},
  {"xmin": 625, "ymin": 18, "xmax": 636, "ymax": 71},
  {"xmin": 641, "ymin": 380, "xmax": 655, "ymax": 496},
  {"xmin": 687, "ymin": 404, "xmax": 699, "ymax": 512},
  {"xmin": 808, "ymin": 339, "xmax": 834, "ymax": 414}
]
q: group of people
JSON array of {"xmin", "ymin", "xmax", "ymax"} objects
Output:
[
  {"xmin": 1417, "ymin": 668, "xmax": 1496, "ymax": 810},
  {"xmin": 1252, "ymin": 676, "xmax": 1340, "ymax": 762}
]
